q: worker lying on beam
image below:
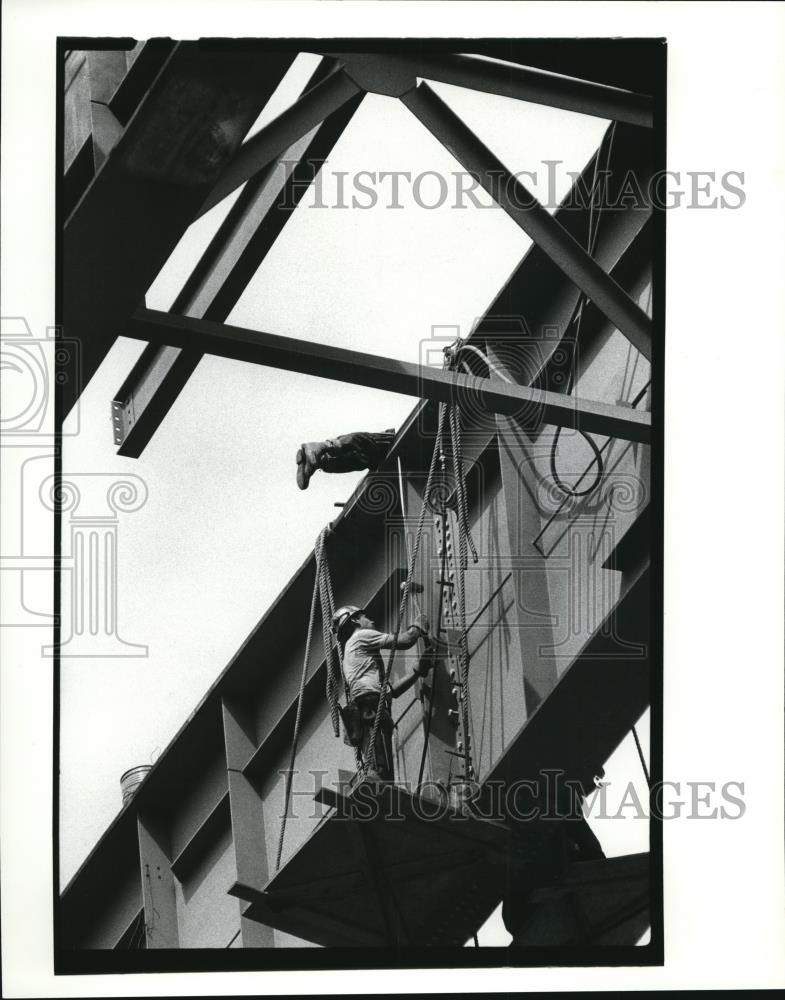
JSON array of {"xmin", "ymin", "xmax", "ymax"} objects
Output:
[
  {"xmin": 332, "ymin": 605, "xmax": 433, "ymax": 782},
  {"xmin": 296, "ymin": 429, "xmax": 395, "ymax": 490}
]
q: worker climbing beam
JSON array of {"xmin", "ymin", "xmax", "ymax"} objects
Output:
[
  {"xmin": 124, "ymin": 307, "xmax": 652, "ymax": 444},
  {"xmin": 196, "ymin": 66, "xmax": 363, "ymax": 218},
  {"xmin": 326, "ymin": 51, "xmax": 653, "ymax": 127},
  {"xmin": 400, "ymin": 83, "xmax": 654, "ymax": 362}
]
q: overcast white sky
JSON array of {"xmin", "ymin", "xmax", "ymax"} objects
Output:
[{"xmin": 58, "ymin": 55, "xmax": 650, "ymax": 942}]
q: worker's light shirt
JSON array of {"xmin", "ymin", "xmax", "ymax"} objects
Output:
[{"xmin": 342, "ymin": 627, "xmax": 394, "ymax": 700}]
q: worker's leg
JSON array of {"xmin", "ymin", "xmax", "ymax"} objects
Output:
[
  {"xmin": 356, "ymin": 696, "xmax": 394, "ymax": 782},
  {"xmin": 320, "ymin": 431, "xmax": 395, "ymax": 474},
  {"xmin": 296, "ymin": 430, "xmax": 395, "ymax": 489},
  {"xmin": 375, "ymin": 711, "xmax": 395, "ymax": 782}
]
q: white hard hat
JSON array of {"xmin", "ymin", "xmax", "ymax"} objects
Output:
[{"xmin": 331, "ymin": 605, "xmax": 364, "ymax": 635}]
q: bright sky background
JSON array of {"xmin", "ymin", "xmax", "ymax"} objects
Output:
[{"xmin": 59, "ymin": 54, "xmax": 650, "ymax": 943}]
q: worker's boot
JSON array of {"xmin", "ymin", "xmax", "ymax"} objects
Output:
[
  {"xmin": 296, "ymin": 431, "xmax": 396, "ymax": 489},
  {"xmin": 295, "ymin": 440, "xmax": 331, "ymax": 490}
]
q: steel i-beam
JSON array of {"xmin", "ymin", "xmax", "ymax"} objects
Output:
[{"xmin": 124, "ymin": 307, "xmax": 651, "ymax": 445}]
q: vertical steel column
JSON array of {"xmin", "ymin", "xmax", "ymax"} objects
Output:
[
  {"xmin": 222, "ymin": 697, "xmax": 276, "ymax": 947},
  {"xmin": 136, "ymin": 814, "xmax": 180, "ymax": 948}
]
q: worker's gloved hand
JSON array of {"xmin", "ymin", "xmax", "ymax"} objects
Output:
[
  {"xmin": 416, "ymin": 651, "xmax": 436, "ymax": 677},
  {"xmin": 412, "ymin": 613, "xmax": 430, "ymax": 635}
]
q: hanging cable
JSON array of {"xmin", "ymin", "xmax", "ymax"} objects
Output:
[
  {"xmin": 454, "ymin": 342, "xmax": 513, "ymax": 384},
  {"xmin": 631, "ymin": 723, "xmax": 651, "ymax": 790},
  {"xmin": 549, "ymin": 122, "xmax": 618, "ymax": 500}
]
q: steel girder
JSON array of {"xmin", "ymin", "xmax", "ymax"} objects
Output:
[{"xmin": 124, "ymin": 307, "xmax": 651, "ymax": 444}]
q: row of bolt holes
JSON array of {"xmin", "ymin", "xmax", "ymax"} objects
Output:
[{"xmin": 111, "ymin": 402, "xmax": 125, "ymax": 444}]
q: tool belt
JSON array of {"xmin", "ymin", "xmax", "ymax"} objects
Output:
[{"xmin": 340, "ymin": 693, "xmax": 392, "ymax": 748}]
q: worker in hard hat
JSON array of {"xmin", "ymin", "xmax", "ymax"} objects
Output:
[{"xmin": 332, "ymin": 605, "xmax": 433, "ymax": 782}]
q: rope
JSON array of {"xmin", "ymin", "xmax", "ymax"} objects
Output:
[
  {"xmin": 449, "ymin": 403, "xmax": 479, "ymax": 567},
  {"xmin": 315, "ymin": 529, "xmax": 365, "ymax": 773},
  {"xmin": 367, "ymin": 403, "xmax": 447, "ymax": 772},
  {"xmin": 447, "ymin": 403, "xmax": 476, "ymax": 782},
  {"xmin": 275, "ymin": 539, "xmax": 323, "ymax": 871},
  {"xmin": 415, "ymin": 429, "xmax": 449, "ymax": 792},
  {"xmin": 396, "ymin": 456, "xmax": 422, "ymax": 619},
  {"xmin": 318, "ymin": 533, "xmax": 342, "ymax": 738},
  {"xmin": 277, "ymin": 526, "xmax": 366, "ymax": 870},
  {"xmin": 397, "ymin": 453, "xmax": 437, "ymax": 786}
]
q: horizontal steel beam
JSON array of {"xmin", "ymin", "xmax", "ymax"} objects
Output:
[
  {"xmin": 401, "ymin": 82, "xmax": 653, "ymax": 362},
  {"xmin": 196, "ymin": 67, "xmax": 361, "ymax": 218},
  {"xmin": 124, "ymin": 308, "xmax": 651, "ymax": 444},
  {"xmin": 329, "ymin": 51, "xmax": 653, "ymax": 127}
]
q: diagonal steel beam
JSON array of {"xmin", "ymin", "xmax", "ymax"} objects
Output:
[
  {"xmin": 124, "ymin": 307, "xmax": 651, "ymax": 444},
  {"xmin": 112, "ymin": 80, "xmax": 363, "ymax": 458},
  {"xmin": 195, "ymin": 67, "xmax": 362, "ymax": 219},
  {"xmin": 328, "ymin": 51, "xmax": 653, "ymax": 127},
  {"xmin": 400, "ymin": 82, "xmax": 653, "ymax": 361}
]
